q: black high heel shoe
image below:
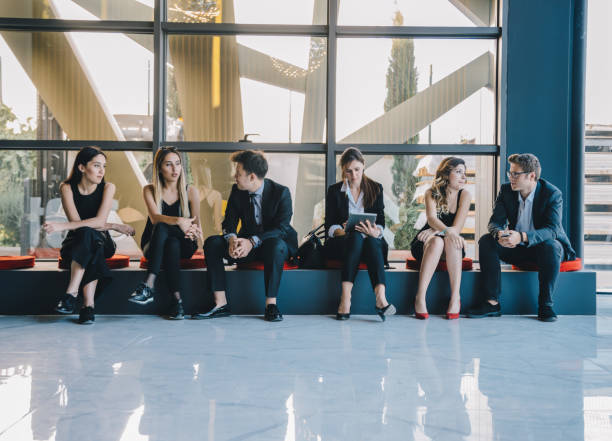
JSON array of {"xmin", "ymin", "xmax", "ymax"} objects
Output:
[
  {"xmin": 336, "ymin": 312, "xmax": 350, "ymax": 320},
  {"xmin": 376, "ymin": 303, "xmax": 396, "ymax": 322}
]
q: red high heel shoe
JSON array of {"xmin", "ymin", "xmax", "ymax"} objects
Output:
[
  {"xmin": 446, "ymin": 301, "xmax": 461, "ymax": 320},
  {"xmin": 415, "ymin": 311, "xmax": 429, "ymax": 320}
]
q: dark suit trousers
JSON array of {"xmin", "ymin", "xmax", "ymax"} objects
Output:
[
  {"xmin": 479, "ymin": 234, "xmax": 564, "ymax": 306},
  {"xmin": 326, "ymin": 232, "xmax": 386, "ymax": 288},
  {"xmin": 204, "ymin": 235, "xmax": 289, "ymax": 298}
]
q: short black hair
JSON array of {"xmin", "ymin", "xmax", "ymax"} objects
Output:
[{"xmin": 230, "ymin": 149, "xmax": 268, "ymax": 179}]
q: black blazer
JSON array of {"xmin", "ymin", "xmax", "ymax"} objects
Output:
[
  {"xmin": 222, "ymin": 178, "xmax": 298, "ymax": 256},
  {"xmin": 325, "ymin": 181, "xmax": 389, "ymax": 259},
  {"xmin": 488, "ymin": 179, "xmax": 576, "ymax": 261}
]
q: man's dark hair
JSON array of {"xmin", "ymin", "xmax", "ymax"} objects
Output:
[
  {"xmin": 230, "ymin": 149, "xmax": 268, "ymax": 179},
  {"xmin": 508, "ymin": 153, "xmax": 541, "ymax": 179}
]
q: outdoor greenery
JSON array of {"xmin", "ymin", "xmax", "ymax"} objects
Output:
[
  {"xmin": 0, "ymin": 104, "xmax": 37, "ymax": 247},
  {"xmin": 384, "ymin": 11, "xmax": 423, "ymax": 249}
]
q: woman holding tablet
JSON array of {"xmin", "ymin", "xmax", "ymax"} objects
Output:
[
  {"xmin": 325, "ymin": 147, "xmax": 395, "ymax": 321},
  {"xmin": 410, "ymin": 157, "xmax": 471, "ymax": 320}
]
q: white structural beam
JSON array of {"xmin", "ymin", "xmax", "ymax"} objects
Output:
[{"xmin": 340, "ymin": 51, "xmax": 494, "ymax": 144}]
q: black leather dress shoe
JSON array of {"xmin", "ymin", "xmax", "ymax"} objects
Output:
[
  {"xmin": 336, "ymin": 313, "xmax": 350, "ymax": 320},
  {"xmin": 538, "ymin": 305, "xmax": 558, "ymax": 322},
  {"xmin": 264, "ymin": 304, "xmax": 283, "ymax": 322},
  {"xmin": 466, "ymin": 301, "xmax": 502, "ymax": 318},
  {"xmin": 191, "ymin": 304, "xmax": 231, "ymax": 320}
]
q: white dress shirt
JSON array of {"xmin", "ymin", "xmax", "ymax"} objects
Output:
[
  {"xmin": 516, "ymin": 189, "xmax": 535, "ymax": 243},
  {"xmin": 328, "ymin": 180, "xmax": 384, "ymax": 239}
]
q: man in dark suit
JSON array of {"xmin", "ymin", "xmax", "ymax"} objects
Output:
[
  {"xmin": 194, "ymin": 150, "xmax": 298, "ymax": 322},
  {"xmin": 467, "ymin": 153, "xmax": 576, "ymax": 322}
]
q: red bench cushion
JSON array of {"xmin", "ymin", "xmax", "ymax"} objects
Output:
[
  {"xmin": 511, "ymin": 257, "xmax": 582, "ymax": 272},
  {"xmin": 139, "ymin": 254, "xmax": 206, "ymax": 270},
  {"xmin": 59, "ymin": 254, "xmax": 131, "ymax": 269},
  {"xmin": 236, "ymin": 261, "xmax": 298, "ymax": 270},
  {"xmin": 406, "ymin": 257, "xmax": 473, "ymax": 271},
  {"xmin": 0, "ymin": 255, "xmax": 35, "ymax": 270},
  {"xmin": 325, "ymin": 259, "xmax": 367, "ymax": 270}
]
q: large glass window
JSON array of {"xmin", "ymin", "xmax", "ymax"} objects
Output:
[
  {"xmin": 0, "ymin": 32, "xmax": 154, "ymax": 141},
  {"xmin": 166, "ymin": 35, "xmax": 327, "ymax": 143},
  {"xmin": 585, "ymin": 0, "xmax": 612, "ymax": 292},
  {"xmin": 338, "ymin": 0, "xmax": 497, "ymax": 27},
  {"xmin": 0, "ymin": 1, "xmax": 500, "ymax": 262},
  {"xmin": 336, "ymin": 38, "xmax": 496, "ymax": 144},
  {"xmin": 168, "ymin": 0, "xmax": 326, "ymax": 25},
  {"xmin": 0, "ymin": 0, "xmax": 154, "ymax": 21},
  {"xmin": 333, "ymin": 153, "xmax": 494, "ymax": 260}
]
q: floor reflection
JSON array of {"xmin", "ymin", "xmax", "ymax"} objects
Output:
[{"xmin": 0, "ymin": 298, "xmax": 610, "ymax": 441}]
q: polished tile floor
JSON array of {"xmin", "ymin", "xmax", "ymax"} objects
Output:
[{"xmin": 1, "ymin": 297, "xmax": 611, "ymax": 441}]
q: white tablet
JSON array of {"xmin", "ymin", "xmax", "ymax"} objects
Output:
[{"xmin": 346, "ymin": 213, "xmax": 378, "ymax": 231}]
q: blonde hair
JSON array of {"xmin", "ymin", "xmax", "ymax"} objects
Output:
[
  {"xmin": 430, "ymin": 157, "xmax": 466, "ymax": 214},
  {"xmin": 152, "ymin": 147, "xmax": 190, "ymax": 217}
]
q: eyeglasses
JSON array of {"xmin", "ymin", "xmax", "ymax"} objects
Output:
[{"xmin": 506, "ymin": 171, "xmax": 530, "ymax": 179}]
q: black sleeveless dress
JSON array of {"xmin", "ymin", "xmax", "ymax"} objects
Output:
[
  {"xmin": 60, "ymin": 181, "xmax": 115, "ymax": 296},
  {"xmin": 410, "ymin": 189, "xmax": 466, "ymax": 260},
  {"xmin": 140, "ymin": 198, "xmax": 198, "ymax": 257}
]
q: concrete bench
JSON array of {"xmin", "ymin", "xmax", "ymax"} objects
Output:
[{"xmin": 0, "ymin": 261, "xmax": 596, "ymax": 316}]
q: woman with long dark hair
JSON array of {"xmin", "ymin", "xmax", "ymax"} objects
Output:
[
  {"xmin": 128, "ymin": 146, "xmax": 202, "ymax": 320},
  {"xmin": 43, "ymin": 146, "xmax": 134, "ymax": 324},
  {"xmin": 410, "ymin": 157, "xmax": 471, "ymax": 320},
  {"xmin": 325, "ymin": 147, "xmax": 395, "ymax": 321}
]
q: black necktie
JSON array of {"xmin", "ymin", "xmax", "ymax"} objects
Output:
[{"xmin": 248, "ymin": 193, "xmax": 258, "ymax": 231}]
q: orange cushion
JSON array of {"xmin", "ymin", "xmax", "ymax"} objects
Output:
[
  {"xmin": 511, "ymin": 257, "xmax": 582, "ymax": 272},
  {"xmin": 236, "ymin": 261, "xmax": 298, "ymax": 270},
  {"xmin": 59, "ymin": 254, "xmax": 131, "ymax": 269},
  {"xmin": 0, "ymin": 255, "xmax": 35, "ymax": 270},
  {"xmin": 406, "ymin": 257, "xmax": 473, "ymax": 271},
  {"xmin": 139, "ymin": 254, "xmax": 206, "ymax": 270},
  {"xmin": 326, "ymin": 259, "xmax": 368, "ymax": 270}
]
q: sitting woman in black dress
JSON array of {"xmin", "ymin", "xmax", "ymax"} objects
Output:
[
  {"xmin": 410, "ymin": 157, "xmax": 471, "ymax": 320},
  {"xmin": 128, "ymin": 146, "xmax": 202, "ymax": 320},
  {"xmin": 325, "ymin": 147, "xmax": 395, "ymax": 321},
  {"xmin": 43, "ymin": 146, "xmax": 134, "ymax": 324}
]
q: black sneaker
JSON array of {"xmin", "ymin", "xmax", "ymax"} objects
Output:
[
  {"xmin": 167, "ymin": 300, "xmax": 184, "ymax": 320},
  {"xmin": 55, "ymin": 293, "xmax": 77, "ymax": 314},
  {"xmin": 466, "ymin": 301, "xmax": 502, "ymax": 318},
  {"xmin": 264, "ymin": 304, "xmax": 283, "ymax": 322},
  {"xmin": 128, "ymin": 283, "xmax": 155, "ymax": 305},
  {"xmin": 77, "ymin": 306, "xmax": 95, "ymax": 325},
  {"xmin": 191, "ymin": 304, "xmax": 231, "ymax": 320},
  {"xmin": 538, "ymin": 305, "xmax": 558, "ymax": 322}
]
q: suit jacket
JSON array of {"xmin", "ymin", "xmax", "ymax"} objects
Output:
[
  {"xmin": 488, "ymin": 179, "xmax": 576, "ymax": 260},
  {"xmin": 222, "ymin": 178, "xmax": 298, "ymax": 256},
  {"xmin": 325, "ymin": 181, "xmax": 389, "ymax": 260}
]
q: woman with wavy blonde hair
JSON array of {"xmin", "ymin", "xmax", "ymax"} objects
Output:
[
  {"xmin": 410, "ymin": 157, "xmax": 471, "ymax": 320},
  {"xmin": 128, "ymin": 147, "xmax": 202, "ymax": 319}
]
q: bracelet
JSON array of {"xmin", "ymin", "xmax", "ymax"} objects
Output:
[{"xmin": 249, "ymin": 237, "xmax": 256, "ymax": 247}]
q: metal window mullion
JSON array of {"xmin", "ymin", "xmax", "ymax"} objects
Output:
[
  {"xmin": 0, "ymin": 140, "xmax": 152, "ymax": 151},
  {"xmin": 152, "ymin": 0, "xmax": 167, "ymax": 154},
  {"xmin": 159, "ymin": 142, "xmax": 326, "ymax": 153},
  {"xmin": 336, "ymin": 26, "xmax": 500, "ymax": 39},
  {"xmin": 331, "ymin": 144, "xmax": 499, "ymax": 155},
  {"xmin": 162, "ymin": 23, "xmax": 327, "ymax": 36},
  {"xmin": 326, "ymin": 0, "xmax": 339, "ymax": 189},
  {"xmin": 0, "ymin": 18, "xmax": 153, "ymax": 33}
]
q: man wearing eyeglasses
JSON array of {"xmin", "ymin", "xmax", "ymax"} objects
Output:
[{"xmin": 467, "ymin": 153, "xmax": 576, "ymax": 322}]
